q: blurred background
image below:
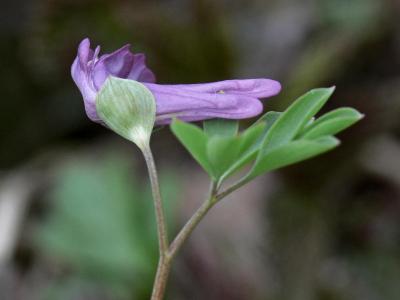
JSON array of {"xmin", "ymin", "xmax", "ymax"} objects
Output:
[{"xmin": 1, "ymin": 0, "xmax": 400, "ymax": 299}]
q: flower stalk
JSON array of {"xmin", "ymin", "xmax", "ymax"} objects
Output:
[
  {"xmin": 141, "ymin": 152, "xmax": 222, "ymax": 300},
  {"xmin": 142, "ymin": 145, "xmax": 169, "ymax": 255},
  {"xmin": 146, "ymin": 166, "xmax": 247, "ymax": 299},
  {"xmin": 141, "ymin": 144, "xmax": 171, "ymax": 300},
  {"xmin": 151, "ymin": 258, "xmax": 172, "ymax": 300}
]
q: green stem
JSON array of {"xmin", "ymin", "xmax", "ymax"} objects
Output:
[
  {"xmin": 142, "ymin": 143, "xmax": 249, "ymax": 300},
  {"xmin": 150, "ymin": 257, "xmax": 172, "ymax": 300},
  {"xmin": 142, "ymin": 145, "xmax": 169, "ymax": 254},
  {"xmin": 141, "ymin": 145, "xmax": 170, "ymax": 300},
  {"xmin": 215, "ymin": 177, "xmax": 249, "ymax": 201}
]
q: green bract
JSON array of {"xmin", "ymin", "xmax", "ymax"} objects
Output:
[
  {"xmin": 171, "ymin": 87, "xmax": 363, "ymax": 185},
  {"xmin": 96, "ymin": 77, "xmax": 156, "ymax": 150}
]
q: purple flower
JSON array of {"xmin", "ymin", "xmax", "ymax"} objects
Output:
[{"xmin": 71, "ymin": 38, "xmax": 281, "ymax": 124}]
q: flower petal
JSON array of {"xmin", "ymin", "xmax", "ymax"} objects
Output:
[
  {"xmin": 101, "ymin": 45, "xmax": 135, "ymax": 77},
  {"xmin": 165, "ymin": 79, "xmax": 281, "ymax": 98},
  {"xmin": 71, "ymin": 57, "xmax": 99, "ymax": 121},
  {"xmin": 91, "ymin": 45, "xmax": 134, "ymax": 89},
  {"xmin": 144, "ymin": 83, "xmax": 263, "ymax": 124},
  {"xmin": 92, "ymin": 46, "xmax": 156, "ymax": 90},
  {"xmin": 127, "ymin": 54, "xmax": 156, "ymax": 83},
  {"xmin": 77, "ymin": 38, "xmax": 94, "ymax": 71}
]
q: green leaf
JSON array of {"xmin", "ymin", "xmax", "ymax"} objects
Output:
[
  {"xmin": 203, "ymin": 118, "xmax": 238, "ymax": 137},
  {"xmin": 247, "ymin": 136, "xmax": 340, "ymax": 179},
  {"xmin": 217, "ymin": 123, "xmax": 265, "ymax": 181},
  {"xmin": 218, "ymin": 112, "xmax": 281, "ymax": 181},
  {"xmin": 170, "ymin": 120, "xmax": 214, "ymax": 176},
  {"xmin": 96, "ymin": 77, "xmax": 156, "ymax": 150},
  {"xmin": 260, "ymin": 87, "xmax": 335, "ymax": 153},
  {"xmin": 253, "ymin": 111, "xmax": 282, "ymax": 129},
  {"xmin": 300, "ymin": 107, "xmax": 364, "ymax": 139},
  {"xmin": 237, "ymin": 123, "xmax": 267, "ymax": 155},
  {"xmin": 249, "ymin": 111, "xmax": 282, "ymax": 151},
  {"xmin": 206, "ymin": 136, "xmax": 240, "ymax": 178}
]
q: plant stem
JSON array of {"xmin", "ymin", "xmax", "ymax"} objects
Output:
[
  {"xmin": 169, "ymin": 182, "xmax": 218, "ymax": 259},
  {"xmin": 141, "ymin": 145, "xmax": 245, "ymax": 300},
  {"xmin": 151, "ymin": 257, "xmax": 172, "ymax": 300},
  {"xmin": 215, "ymin": 177, "xmax": 249, "ymax": 201},
  {"xmin": 141, "ymin": 145, "xmax": 170, "ymax": 300},
  {"xmin": 142, "ymin": 145, "xmax": 169, "ymax": 254}
]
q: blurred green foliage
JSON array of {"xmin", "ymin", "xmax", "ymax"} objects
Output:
[{"xmin": 35, "ymin": 153, "xmax": 178, "ymax": 299}]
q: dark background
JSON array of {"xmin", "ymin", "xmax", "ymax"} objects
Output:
[{"xmin": 1, "ymin": 0, "xmax": 400, "ymax": 299}]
